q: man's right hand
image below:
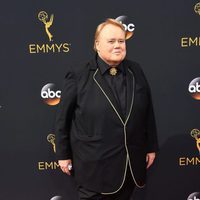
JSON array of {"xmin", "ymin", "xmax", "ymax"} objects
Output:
[{"xmin": 58, "ymin": 159, "xmax": 72, "ymax": 175}]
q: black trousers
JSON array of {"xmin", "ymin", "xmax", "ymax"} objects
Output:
[{"xmin": 78, "ymin": 166, "xmax": 135, "ymax": 200}]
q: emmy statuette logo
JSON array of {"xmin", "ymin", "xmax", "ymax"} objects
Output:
[
  {"xmin": 194, "ymin": 2, "xmax": 200, "ymax": 15},
  {"xmin": 180, "ymin": 3, "xmax": 200, "ymax": 47},
  {"xmin": 178, "ymin": 129, "xmax": 200, "ymax": 166},
  {"xmin": 38, "ymin": 11, "xmax": 54, "ymax": 42},
  {"xmin": 47, "ymin": 134, "xmax": 56, "ymax": 153},
  {"xmin": 190, "ymin": 129, "xmax": 200, "ymax": 155},
  {"xmin": 28, "ymin": 10, "xmax": 71, "ymax": 54},
  {"xmin": 37, "ymin": 134, "xmax": 60, "ymax": 170}
]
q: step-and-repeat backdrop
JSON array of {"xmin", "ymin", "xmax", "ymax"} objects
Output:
[{"xmin": 1, "ymin": 0, "xmax": 200, "ymax": 199}]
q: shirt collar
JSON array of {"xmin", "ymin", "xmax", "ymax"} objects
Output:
[{"xmin": 97, "ymin": 55, "xmax": 125, "ymax": 75}]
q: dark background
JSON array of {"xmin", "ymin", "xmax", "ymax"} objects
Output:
[{"xmin": 0, "ymin": 0, "xmax": 199, "ymax": 199}]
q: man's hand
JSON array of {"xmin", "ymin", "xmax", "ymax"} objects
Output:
[
  {"xmin": 146, "ymin": 152, "xmax": 156, "ymax": 169},
  {"xmin": 58, "ymin": 159, "xmax": 72, "ymax": 175}
]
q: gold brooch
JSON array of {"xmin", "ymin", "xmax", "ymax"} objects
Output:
[{"xmin": 109, "ymin": 67, "xmax": 117, "ymax": 76}]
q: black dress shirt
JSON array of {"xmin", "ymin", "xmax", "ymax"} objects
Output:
[{"xmin": 97, "ymin": 56, "xmax": 127, "ymax": 118}]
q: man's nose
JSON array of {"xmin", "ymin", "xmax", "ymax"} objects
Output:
[{"xmin": 114, "ymin": 41, "xmax": 120, "ymax": 48}]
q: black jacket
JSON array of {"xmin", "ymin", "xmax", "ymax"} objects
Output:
[{"xmin": 55, "ymin": 56, "xmax": 159, "ymax": 194}]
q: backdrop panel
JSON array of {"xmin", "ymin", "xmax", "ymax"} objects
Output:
[{"xmin": 0, "ymin": 0, "xmax": 199, "ymax": 199}]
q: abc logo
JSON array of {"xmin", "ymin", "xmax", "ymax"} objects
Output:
[
  {"xmin": 115, "ymin": 15, "xmax": 135, "ymax": 39},
  {"xmin": 188, "ymin": 192, "xmax": 200, "ymax": 200},
  {"xmin": 50, "ymin": 196, "xmax": 63, "ymax": 200},
  {"xmin": 122, "ymin": 22, "xmax": 135, "ymax": 32},
  {"xmin": 188, "ymin": 78, "xmax": 200, "ymax": 100},
  {"xmin": 41, "ymin": 83, "xmax": 61, "ymax": 106}
]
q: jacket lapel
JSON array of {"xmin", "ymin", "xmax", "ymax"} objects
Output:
[
  {"xmin": 93, "ymin": 68, "xmax": 125, "ymax": 124},
  {"xmin": 125, "ymin": 65, "xmax": 135, "ymax": 124},
  {"xmin": 90, "ymin": 57, "xmax": 135, "ymax": 125}
]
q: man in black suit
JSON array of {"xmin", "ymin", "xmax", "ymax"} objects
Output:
[{"xmin": 56, "ymin": 18, "xmax": 159, "ymax": 199}]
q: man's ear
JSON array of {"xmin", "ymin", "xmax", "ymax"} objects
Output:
[{"xmin": 95, "ymin": 40, "xmax": 100, "ymax": 52}]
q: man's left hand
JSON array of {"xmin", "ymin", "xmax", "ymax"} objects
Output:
[{"xmin": 146, "ymin": 152, "xmax": 156, "ymax": 169}]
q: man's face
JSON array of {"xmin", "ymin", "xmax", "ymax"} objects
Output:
[{"xmin": 96, "ymin": 24, "xmax": 126, "ymax": 66}]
